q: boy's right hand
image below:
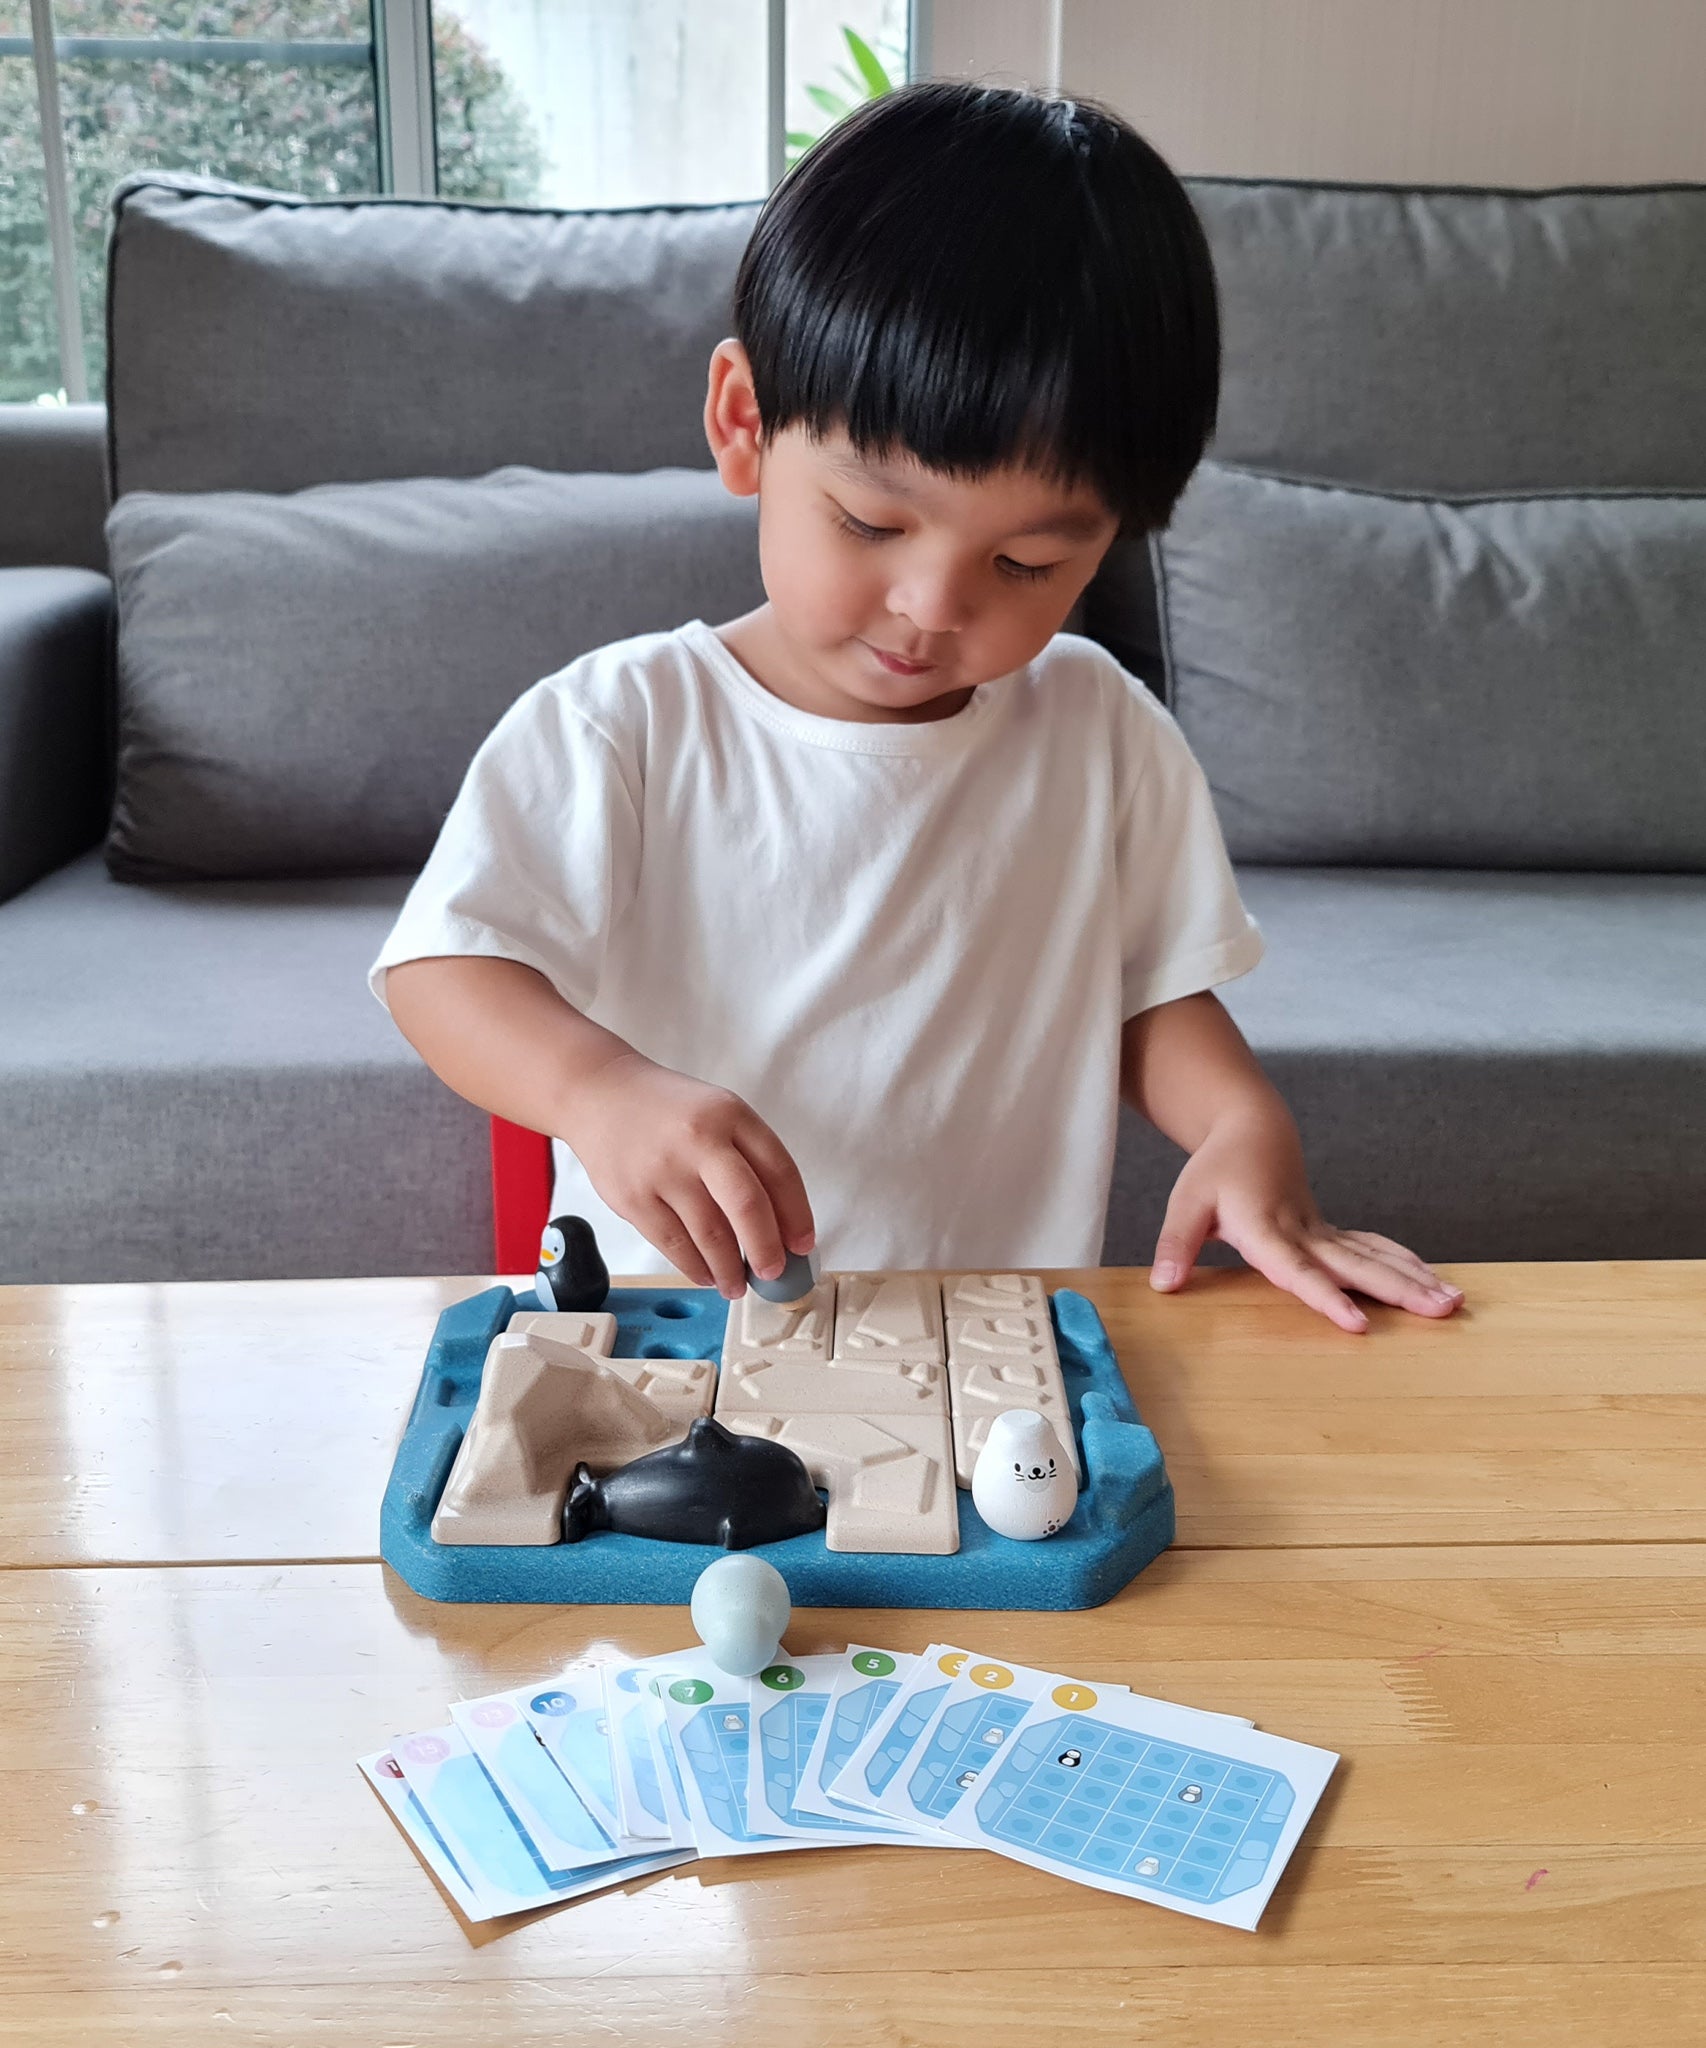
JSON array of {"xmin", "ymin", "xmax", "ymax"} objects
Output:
[{"xmin": 561, "ymin": 1051, "xmax": 816, "ymax": 1298}]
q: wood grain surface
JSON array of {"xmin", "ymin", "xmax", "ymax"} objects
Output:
[{"xmin": 2, "ymin": 1262, "xmax": 1703, "ymax": 2044}]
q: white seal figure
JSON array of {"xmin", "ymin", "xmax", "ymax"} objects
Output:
[
  {"xmin": 689, "ymin": 1554, "xmax": 792, "ymax": 1676},
  {"xmin": 971, "ymin": 1409, "xmax": 1079, "ymax": 1540}
]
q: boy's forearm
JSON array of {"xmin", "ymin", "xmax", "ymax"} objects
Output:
[
  {"xmin": 383, "ymin": 954, "xmax": 639, "ymax": 1137},
  {"xmin": 1119, "ymin": 990, "xmax": 1293, "ymax": 1153}
]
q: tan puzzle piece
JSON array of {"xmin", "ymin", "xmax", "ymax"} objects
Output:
[
  {"xmin": 942, "ymin": 1272, "xmax": 1047, "ymax": 1319},
  {"xmin": 719, "ymin": 1280, "xmax": 836, "ymax": 1369},
  {"xmin": 721, "ymin": 1411, "xmax": 959, "ymax": 1554},
  {"xmin": 504, "ymin": 1311, "xmax": 618, "ymax": 1356},
  {"xmin": 431, "ymin": 1334, "xmax": 681, "ymax": 1546},
  {"xmin": 832, "ymin": 1271, "xmax": 945, "ymax": 1364},
  {"xmin": 948, "ymin": 1354, "xmax": 1080, "ymax": 1488},
  {"xmin": 715, "ymin": 1348, "xmax": 947, "ymax": 1418}
]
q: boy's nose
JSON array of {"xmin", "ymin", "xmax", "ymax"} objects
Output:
[{"xmin": 887, "ymin": 580, "xmax": 973, "ymax": 637}]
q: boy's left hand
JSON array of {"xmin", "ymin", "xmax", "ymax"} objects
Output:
[{"xmin": 1149, "ymin": 1107, "xmax": 1464, "ymax": 1333}]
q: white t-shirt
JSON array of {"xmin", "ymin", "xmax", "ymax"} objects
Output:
[{"xmin": 369, "ymin": 618, "xmax": 1264, "ymax": 1273}]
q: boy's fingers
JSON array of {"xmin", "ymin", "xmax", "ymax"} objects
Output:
[
  {"xmin": 701, "ymin": 1150, "xmax": 787, "ymax": 1281},
  {"xmin": 1238, "ymin": 1230, "xmax": 1368, "ymax": 1333},
  {"xmin": 1340, "ymin": 1229, "xmax": 1463, "ymax": 1298},
  {"xmin": 734, "ymin": 1117, "xmax": 817, "ymax": 1254},
  {"xmin": 665, "ymin": 1182, "xmax": 749, "ymax": 1299},
  {"xmin": 1316, "ymin": 1235, "xmax": 1462, "ymax": 1318},
  {"xmin": 1150, "ymin": 1188, "xmax": 1215, "ymax": 1291},
  {"xmin": 629, "ymin": 1196, "xmax": 715, "ymax": 1290}
]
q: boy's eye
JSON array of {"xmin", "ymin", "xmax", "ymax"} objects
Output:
[
  {"xmin": 833, "ymin": 508, "xmax": 894, "ymax": 542},
  {"xmin": 996, "ymin": 556, "xmax": 1058, "ymax": 583}
]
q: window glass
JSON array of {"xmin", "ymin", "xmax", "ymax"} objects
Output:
[
  {"xmin": 785, "ymin": 1, "xmax": 907, "ymax": 173},
  {"xmin": 0, "ymin": 19, "xmax": 60, "ymax": 400},
  {"xmin": 43, "ymin": 2, "xmax": 380, "ymax": 391},
  {"xmin": 436, "ymin": 0, "xmax": 765, "ymax": 209}
]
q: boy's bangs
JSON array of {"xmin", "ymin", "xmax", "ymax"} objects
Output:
[{"xmin": 734, "ymin": 83, "xmax": 1221, "ymax": 535}]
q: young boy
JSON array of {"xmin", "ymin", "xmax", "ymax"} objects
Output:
[{"xmin": 373, "ymin": 80, "xmax": 1462, "ymax": 1336}]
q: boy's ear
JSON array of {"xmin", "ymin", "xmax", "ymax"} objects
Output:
[{"xmin": 704, "ymin": 339, "xmax": 765, "ymax": 497}]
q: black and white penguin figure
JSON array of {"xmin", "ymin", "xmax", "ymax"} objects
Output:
[{"xmin": 535, "ymin": 1214, "xmax": 610, "ymax": 1313}]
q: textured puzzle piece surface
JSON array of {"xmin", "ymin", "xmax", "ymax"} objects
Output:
[
  {"xmin": 832, "ymin": 1273, "xmax": 946, "ymax": 1364},
  {"xmin": 715, "ymin": 1349, "xmax": 947, "ymax": 1417},
  {"xmin": 718, "ymin": 1282, "xmax": 836, "ymax": 1369},
  {"xmin": 722, "ymin": 1411, "xmax": 960, "ymax": 1554},
  {"xmin": 942, "ymin": 1273, "xmax": 1048, "ymax": 1319},
  {"xmin": 504, "ymin": 1311, "xmax": 619, "ymax": 1356},
  {"xmin": 946, "ymin": 1310, "xmax": 1079, "ymax": 1486}
]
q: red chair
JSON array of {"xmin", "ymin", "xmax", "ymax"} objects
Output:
[{"xmin": 490, "ymin": 1117, "xmax": 554, "ymax": 1270}]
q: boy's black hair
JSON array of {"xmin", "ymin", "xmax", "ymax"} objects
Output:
[{"xmin": 732, "ymin": 80, "xmax": 1220, "ymax": 536}]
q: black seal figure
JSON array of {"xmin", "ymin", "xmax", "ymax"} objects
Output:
[
  {"xmin": 561, "ymin": 1417, "xmax": 827, "ymax": 1549},
  {"xmin": 535, "ymin": 1214, "xmax": 609, "ymax": 1312}
]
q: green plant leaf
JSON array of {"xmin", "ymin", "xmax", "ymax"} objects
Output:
[
  {"xmin": 805, "ymin": 83, "xmax": 853, "ymax": 119},
  {"xmin": 842, "ymin": 26, "xmax": 893, "ymax": 97}
]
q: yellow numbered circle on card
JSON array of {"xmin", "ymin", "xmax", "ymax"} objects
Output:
[
  {"xmin": 1051, "ymin": 1682, "xmax": 1099, "ymax": 1711},
  {"xmin": 937, "ymin": 1650, "xmax": 969, "ymax": 1676},
  {"xmin": 969, "ymin": 1662, "xmax": 1015, "ymax": 1691}
]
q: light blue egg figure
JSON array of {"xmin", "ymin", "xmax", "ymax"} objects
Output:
[{"xmin": 690, "ymin": 1554, "xmax": 792, "ymax": 1677}]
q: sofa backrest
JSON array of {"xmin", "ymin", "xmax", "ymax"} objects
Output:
[
  {"xmin": 106, "ymin": 174, "xmax": 758, "ymax": 499},
  {"xmin": 0, "ymin": 404, "xmax": 109, "ymax": 570},
  {"xmin": 108, "ymin": 171, "xmax": 1706, "ymax": 509}
]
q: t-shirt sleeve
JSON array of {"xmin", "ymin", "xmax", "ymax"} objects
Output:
[
  {"xmin": 1112, "ymin": 680, "xmax": 1265, "ymax": 1018},
  {"xmin": 367, "ymin": 672, "xmax": 643, "ymax": 1015}
]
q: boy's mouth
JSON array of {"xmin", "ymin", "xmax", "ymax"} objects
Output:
[{"xmin": 862, "ymin": 641, "xmax": 936, "ymax": 677}]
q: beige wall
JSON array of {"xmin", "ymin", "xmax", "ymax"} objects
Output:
[{"xmin": 929, "ymin": 0, "xmax": 1706, "ymax": 185}]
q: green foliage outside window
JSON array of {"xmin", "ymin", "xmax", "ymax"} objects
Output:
[{"xmin": 0, "ymin": 1, "xmax": 544, "ymax": 401}]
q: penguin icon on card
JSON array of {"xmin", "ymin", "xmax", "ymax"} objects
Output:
[{"xmin": 971, "ymin": 1409, "xmax": 1079, "ymax": 1540}]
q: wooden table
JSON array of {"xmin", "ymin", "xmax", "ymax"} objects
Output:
[{"xmin": 3, "ymin": 1263, "xmax": 1703, "ymax": 2045}]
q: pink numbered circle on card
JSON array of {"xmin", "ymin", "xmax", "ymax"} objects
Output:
[
  {"xmin": 470, "ymin": 1701, "xmax": 515, "ymax": 1728},
  {"xmin": 401, "ymin": 1735, "xmax": 450, "ymax": 1765}
]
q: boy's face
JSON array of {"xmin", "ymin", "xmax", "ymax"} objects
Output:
[{"xmin": 705, "ymin": 340, "xmax": 1121, "ymax": 723}]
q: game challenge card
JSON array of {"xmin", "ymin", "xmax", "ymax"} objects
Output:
[
  {"xmin": 656, "ymin": 1649, "xmax": 808, "ymax": 1859},
  {"xmin": 937, "ymin": 1682, "xmax": 1338, "ymax": 1932},
  {"xmin": 795, "ymin": 1645, "xmax": 920, "ymax": 1825},
  {"xmin": 827, "ymin": 1642, "xmax": 976, "ymax": 1815},
  {"xmin": 744, "ymin": 1653, "xmax": 919, "ymax": 1847}
]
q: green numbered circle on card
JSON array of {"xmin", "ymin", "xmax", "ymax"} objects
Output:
[
  {"xmin": 852, "ymin": 1651, "xmax": 897, "ymax": 1678},
  {"xmin": 759, "ymin": 1664, "xmax": 806, "ymax": 1691},
  {"xmin": 668, "ymin": 1678, "xmax": 714, "ymax": 1706}
]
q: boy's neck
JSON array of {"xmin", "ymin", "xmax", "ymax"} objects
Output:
[{"xmin": 712, "ymin": 608, "xmax": 977, "ymax": 726}]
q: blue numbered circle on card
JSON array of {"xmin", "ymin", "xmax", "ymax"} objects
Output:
[
  {"xmin": 529, "ymin": 1689, "xmax": 575, "ymax": 1716},
  {"xmin": 614, "ymin": 1668, "xmax": 643, "ymax": 1693}
]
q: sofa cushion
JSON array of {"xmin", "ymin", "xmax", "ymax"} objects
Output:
[
  {"xmin": 5, "ymin": 855, "xmax": 1702, "ymax": 1285},
  {"xmin": 0, "ymin": 567, "xmax": 112, "ymax": 904},
  {"xmin": 1156, "ymin": 463, "xmax": 1706, "ymax": 869},
  {"xmin": 106, "ymin": 174, "xmax": 757, "ymax": 498},
  {"xmin": 1191, "ymin": 178, "xmax": 1706, "ymax": 494},
  {"xmin": 1104, "ymin": 864, "xmax": 1706, "ymax": 1269},
  {"xmin": 0, "ymin": 851, "xmax": 489, "ymax": 1284},
  {"xmin": 0, "ymin": 404, "xmax": 110, "ymax": 571},
  {"xmin": 105, "ymin": 464, "xmax": 764, "ymax": 880}
]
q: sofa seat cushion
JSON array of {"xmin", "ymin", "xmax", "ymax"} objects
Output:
[
  {"xmin": 0, "ymin": 853, "xmax": 489, "ymax": 1283},
  {"xmin": 7, "ymin": 859, "xmax": 1703, "ymax": 1285},
  {"xmin": 1105, "ymin": 865, "xmax": 1706, "ymax": 1267}
]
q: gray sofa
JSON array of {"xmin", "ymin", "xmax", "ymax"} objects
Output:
[{"xmin": 2, "ymin": 170, "xmax": 1702, "ymax": 1284}]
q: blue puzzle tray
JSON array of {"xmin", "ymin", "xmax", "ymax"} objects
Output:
[{"xmin": 379, "ymin": 1284, "xmax": 1174, "ymax": 1610}]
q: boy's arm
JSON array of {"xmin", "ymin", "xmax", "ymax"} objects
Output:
[
  {"xmin": 384, "ymin": 955, "xmax": 814, "ymax": 1298},
  {"xmin": 1120, "ymin": 991, "xmax": 1463, "ymax": 1332}
]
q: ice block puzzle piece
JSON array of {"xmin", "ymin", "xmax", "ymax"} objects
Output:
[
  {"xmin": 946, "ymin": 1310, "xmax": 1081, "ymax": 1490},
  {"xmin": 432, "ymin": 1333, "xmax": 683, "ymax": 1546},
  {"xmin": 946, "ymin": 1311, "xmax": 1080, "ymax": 1487},
  {"xmin": 832, "ymin": 1272, "xmax": 945, "ymax": 1365},
  {"xmin": 715, "ymin": 1347, "xmax": 946, "ymax": 1419},
  {"xmin": 941, "ymin": 1273, "xmax": 1047, "ymax": 1320},
  {"xmin": 721, "ymin": 1412, "xmax": 959, "ymax": 1554},
  {"xmin": 719, "ymin": 1280, "xmax": 836, "ymax": 1369},
  {"xmin": 504, "ymin": 1311, "xmax": 619, "ymax": 1355}
]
